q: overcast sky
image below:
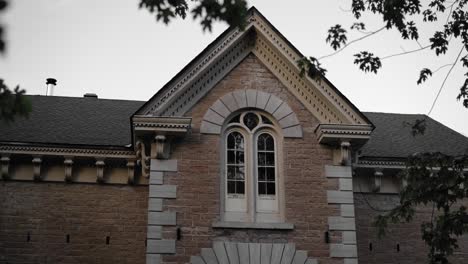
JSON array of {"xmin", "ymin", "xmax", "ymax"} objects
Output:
[{"xmin": 1, "ymin": 0, "xmax": 467, "ymax": 136}]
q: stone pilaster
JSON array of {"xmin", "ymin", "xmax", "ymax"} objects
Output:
[{"xmin": 326, "ymin": 165, "xmax": 358, "ymax": 264}]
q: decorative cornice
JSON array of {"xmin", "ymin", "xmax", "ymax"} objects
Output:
[
  {"xmin": 0, "ymin": 145, "xmax": 135, "ymax": 159},
  {"xmin": 132, "ymin": 116, "xmax": 192, "ymax": 135},
  {"xmin": 315, "ymin": 124, "xmax": 373, "ymax": 148},
  {"xmin": 355, "ymin": 159, "xmax": 406, "ymax": 169}
]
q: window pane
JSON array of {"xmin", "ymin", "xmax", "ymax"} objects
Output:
[
  {"xmin": 265, "ymin": 135, "xmax": 274, "ymax": 151},
  {"xmin": 243, "ymin": 112, "xmax": 259, "ymax": 130},
  {"xmin": 227, "ymin": 181, "xmax": 235, "ymax": 194},
  {"xmin": 258, "ymin": 167, "xmax": 266, "ymax": 181},
  {"xmin": 235, "ymin": 133, "xmax": 244, "ymax": 150},
  {"xmin": 258, "ymin": 136, "xmax": 265, "ymax": 150},
  {"xmin": 261, "ymin": 115, "xmax": 273, "ymax": 125},
  {"xmin": 258, "ymin": 152, "xmax": 266, "ymax": 166},
  {"xmin": 266, "ymin": 153, "xmax": 275, "ymax": 166},
  {"xmin": 258, "ymin": 182, "xmax": 266, "ymax": 195},
  {"xmin": 236, "ymin": 181, "xmax": 245, "ymax": 194},
  {"xmin": 266, "ymin": 182, "xmax": 276, "ymax": 195},
  {"xmin": 227, "ymin": 151, "xmax": 235, "ymax": 164},
  {"xmin": 235, "ymin": 166, "xmax": 245, "ymax": 180},
  {"xmin": 227, "ymin": 166, "xmax": 235, "ymax": 179},
  {"xmin": 227, "ymin": 133, "xmax": 235, "ymax": 149},
  {"xmin": 266, "ymin": 167, "xmax": 275, "ymax": 181},
  {"xmin": 236, "ymin": 151, "xmax": 244, "ymax": 165}
]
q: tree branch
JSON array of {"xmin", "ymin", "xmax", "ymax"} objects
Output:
[
  {"xmin": 381, "ymin": 45, "xmax": 431, "ymax": 60},
  {"xmin": 427, "ymin": 46, "xmax": 465, "ymax": 115},
  {"xmin": 318, "ymin": 26, "xmax": 386, "ymax": 60}
]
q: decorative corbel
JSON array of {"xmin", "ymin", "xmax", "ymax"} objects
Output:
[
  {"xmin": 1, "ymin": 155, "xmax": 10, "ymax": 180},
  {"xmin": 127, "ymin": 159, "xmax": 136, "ymax": 184},
  {"xmin": 340, "ymin": 141, "xmax": 351, "ymax": 166},
  {"xmin": 154, "ymin": 135, "xmax": 171, "ymax": 159},
  {"xmin": 136, "ymin": 141, "xmax": 150, "ymax": 178},
  {"xmin": 64, "ymin": 157, "xmax": 74, "ymax": 182},
  {"xmin": 32, "ymin": 156, "xmax": 42, "ymax": 181},
  {"xmin": 371, "ymin": 168, "xmax": 383, "ymax": 192},
  {"xmin": 96, "ymin": 159, "xmax": 105, "ymax": 183}
]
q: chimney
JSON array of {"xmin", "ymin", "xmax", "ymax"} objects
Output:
[
  {"xmin": 83, "ymin": 93, "xmax": 98, "ymax": 99},
  {"xmin": 46, "ymin": 78, "xmax": 57, "ymax": 96}
]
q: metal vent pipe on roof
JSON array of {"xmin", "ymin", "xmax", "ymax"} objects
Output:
[{"xmin": 45, "ymin": 78, "xmax": 57, "ymax": 96}]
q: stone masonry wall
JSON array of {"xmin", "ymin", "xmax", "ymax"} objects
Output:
[
  {"xmin": 161, "ymin": 54, "xmax": 341, "ymax": 264},
  {"xmin": 355, "ymin": 193, "xmax": 468, "ymax": 264},
  {"xmin": 0, "ymin": 182, "xmax": 148, "ymax": 264}
]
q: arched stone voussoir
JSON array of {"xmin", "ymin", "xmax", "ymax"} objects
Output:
[
  {"xmin": 200, "ymin": 89, "xmax": 303, "ymax": 138},
  {"xmin": 190, "ymin": 242, "xmax": 318, "ymax": 264}
]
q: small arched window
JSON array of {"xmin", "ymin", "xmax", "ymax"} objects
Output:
[{"xmin": 223, "ymin": 111, "xmax": 283, "ymax": 223}]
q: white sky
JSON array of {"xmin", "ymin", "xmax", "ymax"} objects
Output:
[{"xmin": 1, "ymin": 0, "xmax": 467, "ymax": 136}]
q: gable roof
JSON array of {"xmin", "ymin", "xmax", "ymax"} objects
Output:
[
  {"xmin": 0, "ymin": 95, "xmax": 144, "ymax": 147},
  {"xmin": 360, "ymin": 112, "xmax": 468, "ymax": 159},
  {"xmin": 135, "ymin": 7, "xmax": 372, "ymax": 127}
]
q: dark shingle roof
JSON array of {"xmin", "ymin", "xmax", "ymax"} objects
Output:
[
  {"xmin": 1, "ymin": 96, "xmax": 467, "ymax": 158},
  {"xmin": 0, "ymin": 95, "xmax": 144, "ymax": 147},
  {"xmin": 360, "ymin": 112, "xmax": 468, "ymax": 159}
]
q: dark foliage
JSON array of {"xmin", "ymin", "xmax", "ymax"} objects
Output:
[
  {"xmin": 0, "ymin": 79, "xmax": 31, "ymax": 123},
  {"xmin": 375, "ymin": 153, "xmax": 468, "ymax": 264}
]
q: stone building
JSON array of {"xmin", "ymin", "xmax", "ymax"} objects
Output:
[{"xmin": 1, "ymin": 7, "xmax": 468, "ymax": 264}]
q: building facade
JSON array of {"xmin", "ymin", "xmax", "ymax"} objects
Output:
[{"xmin": 1, "ymin": 7, "xmax": 468, "ymax": 264}]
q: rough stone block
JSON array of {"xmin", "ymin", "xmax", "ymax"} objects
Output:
[
  {"xmin": 339, "ymin": 178, "xmax": 353, "ymax": 191},
  {"xmin": 330, "ymin": 244, "xmax": 358, "ymax": 258},
  {"xmin": 146, "ymin": 254, "xmax": 161, "ymax": 264},
  {"xmin": 221, "ymin": 93, "xmax": 239, "ymax": 112},
  {"xmin": 147, "ymin": 239, "xmax": 176, "ymax": 254},
  {"xmin": 147, "ymin": 225, "xmax": 162, "ymax": 239},
  {"xmin": 344, "ymin": 258, "xmax": 358, "ymax": 264},
  {"xmin": 278, "ymin": 113, "xmax": 299, "ymax": 128},
  {"xmin": 282, "ymin": 125, "xmax": 303, "ymax": 138},
  {"xmin": 233, "ymin": 90, "xmax": 247, "ymax": 108},
  {"xmin": 327, "ymin": 190, "xmax": 354, "ymax": 204},
  {"xmin": 151, "ymin": 159, "xmax": 178, "ymax": 172},
  {"xmin": 273, "ymin": 103, "xmax": 293, "ymax": 120},
  {"xmin": 264, "ymin": 95, "xmax": 282, "ymax": 114},
  {"xmin": 341, "ymin": 204, "xmax": 355, "ymax": 217},
  {"xmin": 148, "ymin": 198, "xmax": 163, "ymax": 212},
  {"xmin": 246, "ymin": 89, "xmax": 257, "ymax": 107},
  {"xmin": 150, "ymin": 171, "xmax": 163, "ymax": 185},
  {"xmin": 325, "ymin": 165, "xmax": 352, "ymax": 178},
  {"xmin": 203, "ymin": 108, "xmax": 225, "ymax": 125},
  {"xmin": 328, "ymin": 216, "xmax": 356, "ymax": 231},
  {"xmin": 200, "ymin": 121, "xmax": 222, "ymax": 134},
  {"xmin": 256, "ymin": 91, "xmax": 270, "ymax": 110},
  {"xmin": 201, "ymin": 248, "xmax": 218, "ymax": 264},
  {"xmin": 292, "ymin": 250, "xmax": 307, "ymax": 264},
  {"xmin": 211, "ymin": 99, "xmax": 231, "ymax": 118},
  {"xmin": 149, "ymin": 185, "xmax": 177, "ymax": 199},
  {"xmin": 148, "ymin": 212, "xmax": 176, "ymax": 226},
  {"xmin": 342, "ymin": 231, "xmax": 357, "ymax": 244},
  {"xmin": 305, "ymin": 259, "xmax": 318, "ymax": 264}
]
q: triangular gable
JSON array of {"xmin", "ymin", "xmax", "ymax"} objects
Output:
[{"xmin": 136, "ymin": 7, "xmax": 372, "ymax": 126}]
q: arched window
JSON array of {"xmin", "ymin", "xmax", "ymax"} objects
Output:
[{"xmin": 223, "ymin": 111, "xmax": 283, "ymax": 223}]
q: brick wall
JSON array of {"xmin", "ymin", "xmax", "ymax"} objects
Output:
[
  {"xmin": 0, "ymin": 182, "xmax": 148, "ymax": 264},
  {"xmin": 355, "ymin": 193, "xmax": 468, "ymax": 264},
  {"xmin": 161, "ymin": 54, "xmax": 340, "ymax": 264}
]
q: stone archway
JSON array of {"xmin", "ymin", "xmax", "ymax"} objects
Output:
[
  {"xmin": 200, "ymin": 89, "xmax": 303, "ymax": 138},
  {"xmin": 190, "ymin": 241, "xmax": 317, "ymax": 264}
]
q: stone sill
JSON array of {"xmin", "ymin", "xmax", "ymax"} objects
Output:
[{"xmin": 212, "ymin": 221, "xmax": 294, "ymax": 230}]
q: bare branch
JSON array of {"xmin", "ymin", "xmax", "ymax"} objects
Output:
[
  {"xmin": 381, "ymin": 45, "xmax": 430, "ymax": 60},
  {"xmin": 427, "ymin": 46, "xmax": 465, "ymax": 115},
  {"xmin": 318, "ymin": 26, "xmax": 386, "ymax": 60}
]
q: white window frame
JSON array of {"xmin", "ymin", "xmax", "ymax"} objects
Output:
[{"xmin": 221, "ymin": 111, "xmax": 285, "ymax": 223}]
